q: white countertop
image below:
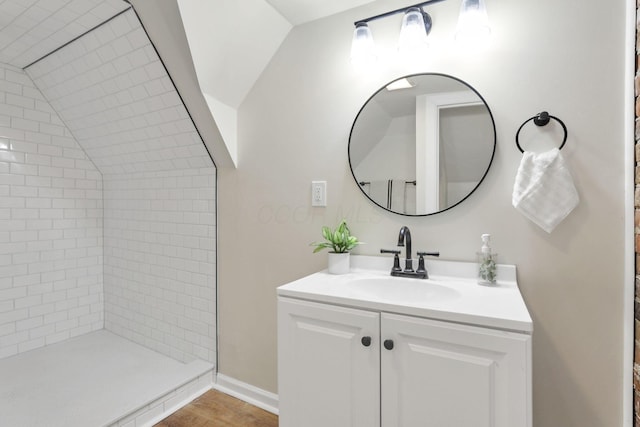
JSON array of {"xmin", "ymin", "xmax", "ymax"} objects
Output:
[{"xmin": 277, "ymin": 255, "xmax": 533, "ymax": 333}]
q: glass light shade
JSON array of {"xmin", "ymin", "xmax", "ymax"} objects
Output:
[
  {"xmin": 350, "ymin": 23, "xmax": 377, "ymax": 68},
  {"xmin": 398, "ymin": 8, "xmax": 429, "ymax": 54},
  {"xmin": 455, "ymin": 0, "xmax": 491, "ymax": 44}
]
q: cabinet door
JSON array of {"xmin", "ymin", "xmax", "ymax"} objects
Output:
[
  {"xmin": 278, "ymin": 297, "xmax": 380, "ymax": 427},
  {"xmin": 381, "ymin": 313, "xmax": 531, "ymax": 427}
]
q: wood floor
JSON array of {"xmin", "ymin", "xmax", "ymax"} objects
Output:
[{"xmin": 154, "ymin": 389, "xmax": 279, "ymax": 427}]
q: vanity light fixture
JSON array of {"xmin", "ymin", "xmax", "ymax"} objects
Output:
[{"xmin": 351, "ymin": 0, "xmax": 491, "ymax": 65}]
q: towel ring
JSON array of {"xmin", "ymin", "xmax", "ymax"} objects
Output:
[{"xmin": 515, "ymin": 111, "xmax": 567, "ymax": 153}]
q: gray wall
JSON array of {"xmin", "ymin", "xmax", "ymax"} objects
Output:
[{"xmin": 218, "ymin": 0, "xmax": 627, "ymax": 426}]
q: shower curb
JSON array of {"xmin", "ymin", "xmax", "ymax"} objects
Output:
[{"xmin": 108, "ymin": 368, "xmax": 214, "ymax": 427}]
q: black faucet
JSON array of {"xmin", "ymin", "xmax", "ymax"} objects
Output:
[
  {"xmin": 380, "ymin": 226, "xmax": 440, "ymax": 279},
  {"xmin": 397, "ymin": 226, "xmax": 413, "ymax": 272}
]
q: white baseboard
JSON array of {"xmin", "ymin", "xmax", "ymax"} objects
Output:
[{"xmin": 214, "ymin": 373, "xmax": 279, "ymax": 415}]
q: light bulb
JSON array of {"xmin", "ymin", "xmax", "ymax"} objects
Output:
[
  {"xmin": 350, "ymin": 22, "xmax": 377, "ymax": 68},
  {"xmin": 398, "ymin": 8, "xmax": 430, "ymax": 55},
  {"xmin": 455, "ymin": 0, "xmax": 491, "ymax": 45}
]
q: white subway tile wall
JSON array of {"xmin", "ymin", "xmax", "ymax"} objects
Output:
[
  {"xmin": 0, "ymin": 0, "xmax": 130, "ymax": 69},
  {"xmin": 103, "ymin": 168, "xmax": 216, "ymax": 363},
  {"xmin": 27, "ymin": 10, "xmax": 214, "ymax": 175},
  {"xmin": 0, "ymin": 63, "xmax": 104, "ymax": 360},
  {"xmin": 26, "ymin": 10, "xmax": 216, "ymax": 363}
]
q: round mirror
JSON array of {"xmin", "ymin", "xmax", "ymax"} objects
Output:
[{"xmin": 348, "ymin": 73, "xmax": 496, "ymax": 216}]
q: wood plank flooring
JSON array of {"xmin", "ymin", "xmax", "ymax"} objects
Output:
[{"xmin": 154, "ymin": 389, "xmax": 278, "ymax": 427}]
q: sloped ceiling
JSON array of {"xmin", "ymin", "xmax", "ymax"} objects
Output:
[
  {"xmin": 0, "ymin": 0, "xmax": 129, "ymax": 68},
  {"xmin": 265, "ymin": 0, "xmax": 376, "ymax": 25},
  {"xmin": 0, "ymin": 0, "xmax": 374, "ymax": 167},
  {"xmin": 175, "ymin": 0, "xmax": 378, "ymax": 108},
  {"xmin": 26, "ymin": 9, "xmax": 213, "ymax": 176}
]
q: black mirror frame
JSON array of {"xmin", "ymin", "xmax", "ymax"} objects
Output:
[{"xmin": 348, "ymin": 72, "xmax": 496, "ymax": 217}]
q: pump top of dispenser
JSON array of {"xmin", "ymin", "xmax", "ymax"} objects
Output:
[{"xmin": 481, "ymin": 234, "xmax": 491, "ymax": 254}]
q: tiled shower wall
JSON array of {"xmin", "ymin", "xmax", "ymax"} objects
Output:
[
  {"xmin": 0, "ymin": 63, "xmax": 103, "ymax": 360},
  {"xmin": 103, "ymin": 169, "xmax": 215, "ymax": 363},
  {"xmin": 24, "ymin": 10, "xmax": 216, "ymax": 363}
]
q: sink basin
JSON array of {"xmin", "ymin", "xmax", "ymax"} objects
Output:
[{"xmin": 343, "ymin": 276, "xmax": 461, "ymax": 304}]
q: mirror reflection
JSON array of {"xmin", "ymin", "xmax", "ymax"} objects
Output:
[{"xmin": 348, "ymin": 74, "xmax": 495, "ymax": 216}]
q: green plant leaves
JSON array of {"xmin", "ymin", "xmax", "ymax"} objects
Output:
[
  {"xmin": 310, "ymin": 219, "xmax": 361, "ymax": 254},
  {"xmin": 321, "ymin": 226, "xmax": 332, "ymax": 241}
]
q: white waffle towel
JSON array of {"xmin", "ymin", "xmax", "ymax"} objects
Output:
[{"xmin": 512, "ymin": 148, "xmax": 579, "ymax": 233}]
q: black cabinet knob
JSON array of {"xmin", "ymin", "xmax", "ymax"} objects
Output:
[
  {"xmin": 361, "ymin": 336, "xmax": 372, "ymax": 347},
  {"xmin": 383, "ymin": 339, "xmax": 394, "ymax": 350}
]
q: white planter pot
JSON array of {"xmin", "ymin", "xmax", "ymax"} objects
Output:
[{"xmin": 328, "ymin": 252, "xmax": 350, "ymax": 275}]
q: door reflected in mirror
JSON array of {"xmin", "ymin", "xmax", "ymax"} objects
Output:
[{"xmin": 349, "ymin": 74, "xmax": 496, "ymax": 216}]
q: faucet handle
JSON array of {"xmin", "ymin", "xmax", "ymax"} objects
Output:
[
  {"xmin": 380, "ymin": 249, "xmax": 402, "ymax": 272},
  {"xmin": 381, "ymin": 249, "xmax": 401, "ymax": 254},
  {"xmin": 415, "ymin": 251, "xmax": 438, "ymax": 278},
  {"xmin": 417, "ymin": 251, "xmax": 440, "ymax": 257}
]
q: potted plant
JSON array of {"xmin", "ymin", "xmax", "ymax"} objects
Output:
[{"xmin": 310, "ymin": 219, "xmax": 361, "ymax": 274}]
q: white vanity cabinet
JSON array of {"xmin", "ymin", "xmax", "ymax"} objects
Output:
[
  {"xmin": 278, "ymin": 298, "xmax": 531, "ymax": 427},
  {"xmin": 277, "ymin": 256, "xmax": 533, "ymax": 427},
  {"xmin": 380, "ymin": 312, "xmax": 531, "ymax": 427},
  {"xmin": 278, "ymin": 297, "xmax": 380, "ymax": 427}
]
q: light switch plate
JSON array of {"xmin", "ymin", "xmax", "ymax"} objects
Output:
[{"xmin": 311, "ymin": 181, "xmax": 326, "ymax": 207}]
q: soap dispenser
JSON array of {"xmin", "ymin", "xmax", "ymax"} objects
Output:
[{"xmin": 477, "ymin": 234, "xmax": 497, "ymax": 285}]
